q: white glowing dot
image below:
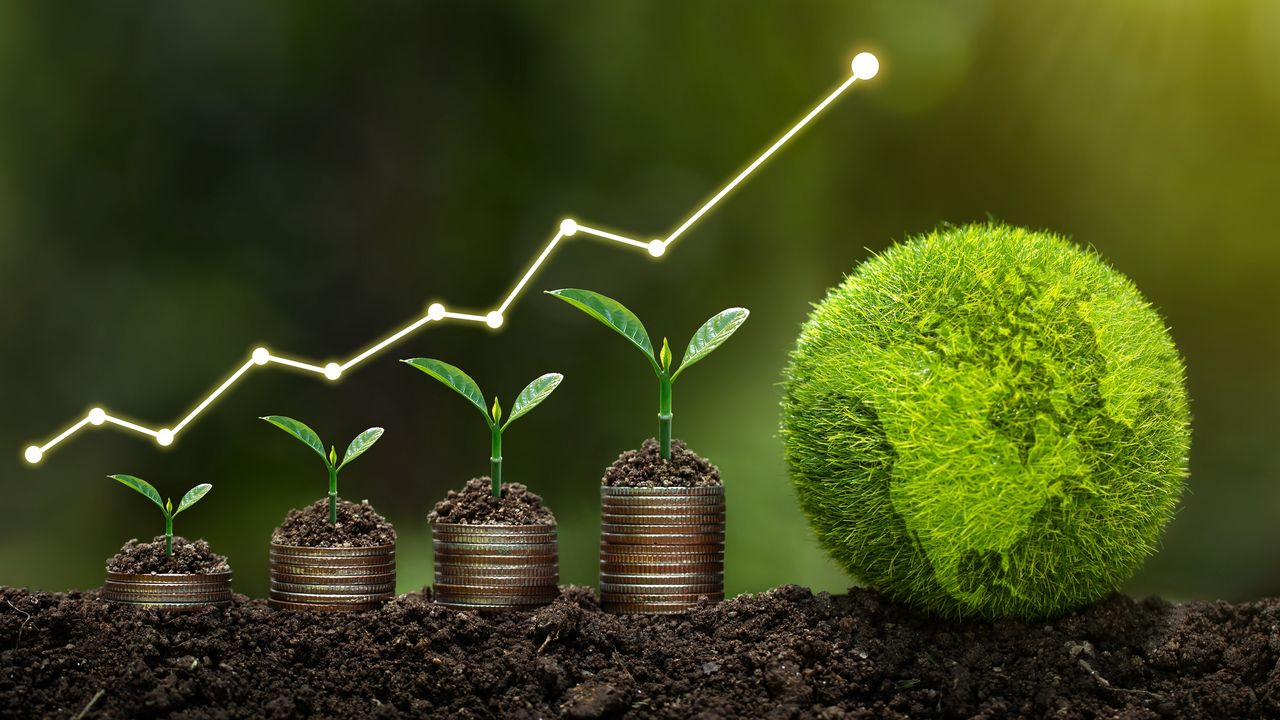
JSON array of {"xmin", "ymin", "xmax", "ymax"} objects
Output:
[
  {"xmin": 324, "ymin": 363, "xmax": 343, "ymax": 380},
  {"xmin": 252, "ymin": 347, "xmax": 271, "ymax": 365},
  {"xmin": 647, "ymin": 239, "xmax": 666, "ymax": 257},
  {"xmin": 851, "ymin": 52, "xmax": 879, "ymax": 80},
  {"xmin": 24, "ymin": 446, "xmax": 42, "ymax": 464},
  {"xmin": 88, "ymin": 408, "xmax": 106, "ymax": 425},
  {"xmin": 560, "ymin": 218, "xmax": 578, "ymax": 236},
  {"xmin": 156, "ymin": 429, "xmax": 174, "ymax": 446},
  {"xmin": 427, "ymin": 303, "xmax": 446, "ymax": 320},
  {"xmin": 485, "ymin": 312, "xmax": 504, "ymax": 329}
]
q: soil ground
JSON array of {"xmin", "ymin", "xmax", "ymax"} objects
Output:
[
  {"xmin": 2, "ymin": 584, "xmax": 1275, "ymax": 719},
  {"xmin": 272, "ymin": 498, "xmax": 396, "ymax": 547},
  {"xmin": 105, "ymin": 537, "xmax": 230, "ymax": 574},
  {"xmin": 429, "ymin": 478, "xmax": 556, "ymax": 525},
  {"xmin": 604, "ymin": 439, "xmax": 721, "ymax": 488}
]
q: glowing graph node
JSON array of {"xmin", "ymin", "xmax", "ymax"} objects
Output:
[{"xmin": 23, "ymin": 53, "xmax": 879, "ymax": 464}]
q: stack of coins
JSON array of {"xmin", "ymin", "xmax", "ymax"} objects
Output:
[
  {"xmin": 432, "ymin": 523, "xmax": 559, "ymax": 611},
  {"xmin": 102, "ymin": 570, "xmax": 233, "ymax": 610},
  {"xmin": 600, "ymin": 485, "xmax": 725, "ymax": 614},
  {"xmin": 268, "ymin": 543, "xmax": 396, "ymax": 612}
]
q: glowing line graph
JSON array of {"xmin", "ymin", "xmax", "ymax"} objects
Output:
[{"xmin": 22, "ymin": 52, "xmax": 880, "ymax": 465}]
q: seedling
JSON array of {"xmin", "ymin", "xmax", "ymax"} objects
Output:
[
  {"xmin": 546, "ymin": 288, "xmax": 748, "ymax": 460},
  {"xmin": 402, "ymin": 358, "xmax": 562, "ymax": 497},
  {"xmin": 108, "ymin": 475, "xmax": 212, "ymax": 557},
  {"xmin": 260, "ymin": 415, "xmax": 384, "ymax": 525}
]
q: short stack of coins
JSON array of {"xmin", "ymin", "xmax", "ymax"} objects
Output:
[
  {"xmin": 268, "ymin": 543, "xmax": 396, "ymax": 612},
  {"xmin": 102, "ymin": 570, "xmax": 233, "ymax": 611},
  {"xmin": 600, "ymin": 485, "xmax": 725, "ymax": 614},
  {"xmin": 432, "ymin": 523, "xmax": 559, "ymax": 611}
]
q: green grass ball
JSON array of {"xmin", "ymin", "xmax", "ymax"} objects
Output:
[{"xmin": 781, "ymin": 223, "xmax": 1189, "ymax": 619}]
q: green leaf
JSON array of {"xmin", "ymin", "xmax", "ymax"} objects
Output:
[
  {"xmin": 329, "ymin": 446, "xmax": 337, "ymax": 466},
  {"xmin": 673, "ymin": 307, "xmax": 750, "ymax": 380},
  {"xmin": 165, "ymin": 498, "xmax": 173, "ymax": 515},
  {"xmin": 491, "ymin": 396, "xmax": 503, "ymax": 424},
  {"xmin": 503, "ymin": 373, "xmax": 563, "ymax": 430},
  {"xmin": 339, "ymin": 427, "xmax": 384, "ymax": 470},
  {"xmin": 545, "ymin": 289, "xmax": 657, "ymax": 371},
  {"xmin": 260, "ymin": 416, "xmax": 328, "ymax": 464},
  {"xmin": 401, "ymin": 358, "xmax": 493, "ymax": 427},
  {"xmin": 175, "ymin": 484, "xmax": 212, "ymax": 515},
  {"xmin": 109, "ymin": 474, "xmax": 166, "ymax": 514},
  {"xmin": 659, "ymin": 338, "xmax": 672, "ymax": 372}
]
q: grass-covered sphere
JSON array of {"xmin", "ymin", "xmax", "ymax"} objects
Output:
[{"xmin": 782, "ymin": 223, "xmax": 1190, "ymax": 619}]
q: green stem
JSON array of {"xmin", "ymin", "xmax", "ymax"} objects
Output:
[
  {"xmin": 658, "ymin": 372, "xmax": 673, "ymax": 461},
  {"xmin": 165, "ymin": 513, "xmax": 173, "ymax": 557},
  {"xmin": 490, "ymin": 425, "xmax": 503, "ymax": 497},
  {"xmin": 328, "ymin": 465, "xmax": 338, "ymax": 525}
]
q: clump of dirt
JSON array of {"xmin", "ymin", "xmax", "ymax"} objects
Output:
[
  {"xmin": 2, "ymin": 584, "xmax": 1278, "ymax": 718},
  {"xmin": 105, "ymin": 536, "xmax": 229, "ymax": 574},
  {"xmin": 272, "ymin": 498, "xmax": 396, "ymax": 547},
  {"xmin": 429, "ymin": 477, "xmax": 555, "ymax": 525},
  {"xmin": 603, "ymin": 438, "xmax": 721, "ymax": 487}
]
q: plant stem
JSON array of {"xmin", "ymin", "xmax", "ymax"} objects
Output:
[
  {"xmin": 658, "ymin": 372, "xmax": 673, "ymax": 461},
  {"xmin": 164, "ymin": 514, "xmax": 173, "ymax": 557},
  {"xmin": 490, "ymin": 425, "xmax": 503, "ymax": 497},
  {"xmin": 328, "ymin": 465, "xmax": 338, "ymax": 525}
]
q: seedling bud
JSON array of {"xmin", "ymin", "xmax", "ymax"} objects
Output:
[
  {"xmin": 402, "ymin": 358, "xmax": 563, "ymax": 497},
  {"xmin": 546, "ymin": 288, "xmax": 749, "ymax": 460},
  {"xmin": 109, "ymin": 474, "xmax": 212, "ymax": 557},
  {"xmin": 261, "ymin": 416, "xmax": 385, "ymax": 525}
]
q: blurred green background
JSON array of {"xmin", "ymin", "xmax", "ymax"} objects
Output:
[{"xmin": 1, "ymin": 1, "xmax": 1277, "ymax": 604}]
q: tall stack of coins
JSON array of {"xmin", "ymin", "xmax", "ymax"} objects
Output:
[
  {"xmin": 432, "ymin": 523, "xmax": 559, "ymax": 611},
  {"xmin": 102, "ymin": 570, "xmax": 233, "ymax": 610},
  {"xmin": 599, "ymin": 486, "xmax": 725, "ymax": 613},
  {"xmin": 268, "ymin": 543, "xmax": 396, "ymax": 612}
]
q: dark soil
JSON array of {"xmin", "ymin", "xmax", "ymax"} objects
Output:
[
  {"xmin": 4, "ymin": 584, "xmax": 1277, "ymax": 719},
  {"xmin": 428, "ymin": 477, "xmax": 556, "ymax": 525},
  {"xmin": 272, "ymin": 498, "xmax": 397, "ymax": 547},
  {"xmin": 105, "ymin": 537, "xmax": 230, "ymax": 575},
  {"xmin": 603, "ymin": 438, "xmax": 721, "ymax": 487}
]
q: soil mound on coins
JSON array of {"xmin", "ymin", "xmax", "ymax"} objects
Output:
[
  {"xmin": 105, "ymin": 536, "xmax": 230, "ymax": 575},
  {"xmin": 429, "ymin": 477, "xmax": 556, "ymax": 525},
  {"xmin": 272, "ymin": 498, "xmax": 396, "ymax": 547},
  {"xmin": 604, "ymin": 438, "xmax": 721, "ymax": 487}
]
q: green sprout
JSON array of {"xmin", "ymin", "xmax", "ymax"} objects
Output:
[
  {"xmin": 260, "ymin": 416, "xmax": 384, "ymax": 525},
  {"xmin": 546, "ymin": 288, "xmax": 748, "ymax": 460},
  {"xmin": 108, "ymin": 475, "xmax": 211, "ymax": 557},
  {"xmin": 401, "ymin": 358, "xmax": 562, "ymax": 497}
]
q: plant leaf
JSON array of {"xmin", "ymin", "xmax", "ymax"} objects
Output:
[
  {"xmin": 329, "ymin": 446, "xmax": 337, "ymax": 466},
  {"xmin": 673, "ymin": 307, "xmax": 750, "ymax": 380},
  {"xmin": 109, "ymin": 474, "xmax": 166, "ymax": 513},
  {"xmin": 175, "ymin": 484, "xmax": 212, "ymax": 515},
  {"xmin": 165, "ymin": 498, "xmax": 173, "ymax": 514},
  {"xmin": 545, "ymin": 289, "xmax": 657, "ymax": 371},
  {"xmin": 260, "ymin": 416, "xmax": 328, "ymax": 464},
  {"xmin": 659, "ymin": 337, "xmax": 672, "ymax": 372},
  {"xmin": 401, "ymin": 358, "xmax": 492, "ymax": 427},
  {"xmin": 503, "ymin": 373, "xmax": 563, "ymax": 430},
  {"xmin": 491, "ymin": 396, "xmax": 503, "ymax": 424},
  {"xmin": 339, "ymin": 427, "xmax": 384, "ymax": 470}
]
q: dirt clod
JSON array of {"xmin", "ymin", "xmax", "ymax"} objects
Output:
[
  {"xmin": 272, "ymin": 498, "xmax": 396, "ymax": 547},
  {"xmin": 105, "ymin": 537, "xmax": 229, "ymax": 574},
  {"xmin": 2, "ymin": 584, "xmax": 1277, "ymax": 718},
  {"xmin": 603, "ymin": 438, "xmax": 721, "ymax": 487},
  {"xmin": 428, "ymin": 477, "xmax": 556, "ymax": 525}
]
